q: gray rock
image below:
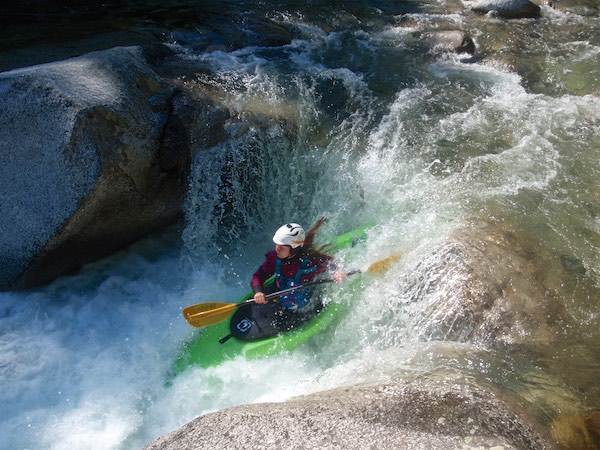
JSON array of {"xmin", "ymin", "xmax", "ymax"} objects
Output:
[
  {"xmin": 144, "ymin": 380, "xmax": 551, "ymax": 450},
  {"xmin": 470, "ymin": 0, "xmax": 542, "ymax": 18},
  {"xmin": 0, "ymin": 46, "xmax": 187, "ymax": 290}
]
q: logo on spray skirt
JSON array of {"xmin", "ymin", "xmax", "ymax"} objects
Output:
[{"xmin": 236, "ymin": 318, "xmax": 253, "ymax": 333}]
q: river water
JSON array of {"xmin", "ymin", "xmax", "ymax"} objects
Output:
[{"xmin": 1, "ymin": 1, "xmax": 600, "ymax": 449}]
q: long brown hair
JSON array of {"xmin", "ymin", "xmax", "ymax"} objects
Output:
[{"xmin": 298, "ymin": 216, "xmax": 333, "ymax": 261}]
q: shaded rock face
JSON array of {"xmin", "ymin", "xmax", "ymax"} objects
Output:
[
  {"xmin": 0, "ymin": 46, "xmax": 189, "ymax": 290},
  {"xmin": 144, "ymin": 380, "xmax": 551, "ymax": 450},
  {"xmin": 0, "ymin": 2, "xmax": 294, "ymax": 73}
]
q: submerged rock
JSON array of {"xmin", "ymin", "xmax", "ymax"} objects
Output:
[
  {"xmin": 0, "ymin": 46, "xmax": 188, "ymax": 290},
  {"xmin": 398, "ymin": 221, "xmax": 569, "ymax": 346},
  {"xmin": 403, "ymin": 219, "xmax": 572, "ymax": 346},
  {"xmin": 421, "ymin": 31, "xmax": 477, "ymax": 55}
]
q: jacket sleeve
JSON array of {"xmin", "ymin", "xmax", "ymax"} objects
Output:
[
  {"xmin": 316, "ymin": 256, "xmax": 334, "ymax": 276},
  {"xmin": 250, "ymin": 251, "xmax": 277, "ymax": 293}
]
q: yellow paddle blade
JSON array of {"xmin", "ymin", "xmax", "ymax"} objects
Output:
[
  {"xmin": 183, "ymin": 302, "xmax": 238, "ymax": 328},
  {"xmin": 183, "ymin": 302, "xmax": 230, "ymax": 319},
  {"xmin": 365, "ymin": 254, "xmax": 400, "ymax": 274}
]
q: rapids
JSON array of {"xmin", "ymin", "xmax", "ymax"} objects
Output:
[{"xmin": 1, "ymin": 1, "xmax": 600, "ymax": 449}]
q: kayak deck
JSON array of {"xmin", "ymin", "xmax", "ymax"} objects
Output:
[{"xmin": 174, "ymin": 301, "xmax": 347, "ymax": 370}]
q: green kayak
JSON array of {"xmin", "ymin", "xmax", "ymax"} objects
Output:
[{"xmin": 172, "ymin": 226, "xmax": 369, "ymax": 372}]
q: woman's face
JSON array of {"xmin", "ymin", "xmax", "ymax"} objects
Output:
[{"xmin": 275, "ymin": 244, "xmax": 292, "ymax": 259}]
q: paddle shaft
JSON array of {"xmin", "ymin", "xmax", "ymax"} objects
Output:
[
  {"xmin": 189, "ymin": 269, "xmax": 359, "ymax": 321},
  {"xmin": 264, "ymin": 269, "xmax": 359, "ymax": 301},
  {"xmin": 183, "ymin": 253, "xmax": 400, "ymax": 328},
  {"xmin": 217, "ymin": 269, "xmax": 360, "ymax": 343}
]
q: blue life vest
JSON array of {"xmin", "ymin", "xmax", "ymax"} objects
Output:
[{"xmin": 275, "ymin": 257, "xmax": 318, "ymax": 311}]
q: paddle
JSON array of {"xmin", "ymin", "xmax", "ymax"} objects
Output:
[
  {"xmin": 183, "ymin": 274, "xmax": 355, "ymax": 328},
  {"xmin": 182, "ymin": 254, "xmax": 399, "ymax": 328}
]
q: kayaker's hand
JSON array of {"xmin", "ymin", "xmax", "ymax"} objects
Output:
[
  {"xmin": 254, "ymin": 292, "xmax": 267, "ymax": 304},
  {"xmin": 332, "ymin": 270, "xmax": 347, "ymax": 283}
]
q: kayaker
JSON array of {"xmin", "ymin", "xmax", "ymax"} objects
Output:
[{"xmin": 250, "ymin": 217, "xmax": 346, "ymax": 328}]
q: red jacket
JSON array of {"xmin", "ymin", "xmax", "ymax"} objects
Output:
[{"xmin": 251, "ymin": 250, "xmax": 330, "ymax": 293}]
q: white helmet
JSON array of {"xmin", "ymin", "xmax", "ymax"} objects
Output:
[{"xmin": 273, "ymin": 223, "xmax": 305, "ymax": 248}]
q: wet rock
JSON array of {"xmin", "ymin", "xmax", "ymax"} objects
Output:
[
  {"xmin": 551, "ymin": 411, "xmax": 600, "ymax": 450},
  {"xmin": 421, "ymin": 31, "xmax": 477, "ymax": 54},
  {"xmin": 0, "ymin": 46, "xmax": 188, "ymax": 290},
  {"xmin": 144, "ymin": 379, "xmax": 551, "ymax": 449},
  {"xmin": 159, "ymin": 89, "xmax": 229, "ymax": 172},
  {"xmin": 469, "ymin": 0, "xmax": 542, "ymax": 18},
  {"xmin": 405, "ymin": 220, "xmax": 572, "ymax": 346},
  {"xmin": 552, "ymin": 0, "xmax": 599, "ymax": 16},
  {"xmin": 559, "ymin": 255, "xmax": 587, "ymax": 274}
]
